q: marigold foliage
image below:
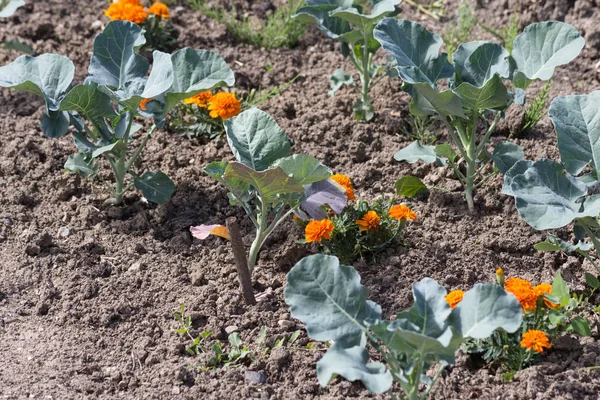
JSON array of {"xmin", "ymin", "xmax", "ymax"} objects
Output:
[
  {"xmin": 520, "ymin": 330, "xmax": 551, "ymax": 353},
  {"xmin": 104, "ymin": 0, "xmax": 148, "ymax": 24},
  {"xmin": 208, "ymin": 92, "xmax": 241, "ymax": 120},
  {"xmin": 356, "ymin": 210, "xmax": 380, "ymax": 232},
  {"xmin": 331, "ymin": 174, "xmax": 356, "ymax": 201},
  {"xmin": 388, "ymin": 204, "xmax": 417, "ymax": 221},
  {"xmin": 305, "ymin": 219, "xmax": 334, "ymax": 243},
  {"xmin": 184, "ymin": 91, "xmax": 212, "ymax": 108},
  {"xmin": 147, "ymin": 2, "xmax": 170, "ymax": 19},
  {"xmin": 445, "ymin": 290, "xmax": 464, "ymax": 309}
]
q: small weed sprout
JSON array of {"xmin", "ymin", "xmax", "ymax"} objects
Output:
[
  {"xmin": 481, "ymin": 9, "xmax": 521, "ymax": 53},
  {"xmin": 173, "ymin": 304, "xmax": 212, "ymax": 356},
  {"xmin": 443, "ymin": 0, "xmax": 477, "ymax": 58},
  {"xmin": 400, "ymin": 115, "xmax": 440, "ymax": 145},
  {"xmin": 518, "ymin": 79, "xmax": 552, "ymax": 136}
]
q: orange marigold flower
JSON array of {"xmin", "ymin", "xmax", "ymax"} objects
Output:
[
  {"xmin": 533, "ymin": 283, "xmax": 559, "ymax": 309},
  {"xmin": 505, "ymin": 277, "xmax": 537, "ymax": 312},
  {"xmin": 104, "ymin": 0, "xmax": 147, "ymax": 24},
  {"xmin": 147, "ymin": 2, "xmax": 170, "ymax": 19},
  {"xmin": 520, "ymin": 330, "xmax": 551, "ymax": 353},
  {"xmin": 389, "ymin": 204, "xmax": 417, "ymax": 221},
  {"xmin": 305, "ymin": 219, "xmax": 334, "ymax": 243},
  {"xmin": 445, "ymin": 290, "xmax": 464, "ymax": 309},
  {"xmin": 208, "ymin": 92, "xmax": 241, "ymax": 120},
  {"xmin": 139, "ymin": 98, "xmax": 152, "ymax": 111},
  {"xmin": 356, "ymin": 210, "xmax": 381, "ymax": 232},
  {"xmin": 184, "ymin": 91, "xmax": 212, "ymax": 108},
  {"xmin": 331, "ymin": 174, "xmax": 356, "ymax": 201}
]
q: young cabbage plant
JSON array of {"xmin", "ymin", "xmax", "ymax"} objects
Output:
[
  {"xmin": 284, "ymin": 254, "xmax": 523, "ymax": 400},
  {"xmin": 294, "ymin": 0, "xmax": 401, "ymax": 121},
  {"xmin": 190, "ymin": 108, "xmax": 347, "ymax": 273},
  {"xmin": 503, "ymin": 91, "xmax": 600, "ymax": 278},
  {"xmin": 373, "ymin": 19, "xmax": 584, "ymax": 212},
  {"xmin": 0, "ymin": 20, "xmax": 234, "ymax": 205}
]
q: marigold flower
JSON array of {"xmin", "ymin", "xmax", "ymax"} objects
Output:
[
  {"xmin": 139, "ymin": 98, "xmax": 151, "ymax": 111},
  {"xmin": 533, "ymin": 283, "xmax": 559, "ymax": 309},
  {"xmin": 104, "ymin": 0, "xmax": 147, "ymax": 24},
  {"xmin": 389, "ymin": 204, "xmax": 417, "ymax": 221},
  {"xmin": 305, "ymin": 219, "xmax": 334, "ymax": 243},
  {"xmin": 147, "ymin": 2, "xmax": 170, "ymax": 18},
  {"xmin": 184, "ymin": 91, "xmax": 212, "ymax": 108},
  {"xmin": 356, "ymin": 210, "xmax": 381, "ymax": 232},
  {"xmin": 331, "ymin": 174, "xmax": 356, "ymax": 201},
  {"xmin": 445, "ymin": 290, "xmax": 464, "ymax": 309},
  {"xmin": 505, "ymin": 277, "xmax": 537, "ymax": 311},
  {"xmin": 208, "ymin": 92, "xmax": 241, "ymax": 120},
  {"xmin": 520, "ymin": 330, "xmax": 551, "ymax": 353}
]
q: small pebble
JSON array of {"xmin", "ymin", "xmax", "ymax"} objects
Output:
[
  {"xmin": 225, "ymin": 325, "xmax": 238, "ymax": 334},
  {"xmin": 57, "ymin": 226, "xmax": 70, "ymax": 238},
  {"xmin": 244, "ymin": 370, "xmax": 267, "ymax": 384}
]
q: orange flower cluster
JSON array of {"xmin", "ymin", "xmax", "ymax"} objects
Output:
[
  {"xmin": 520, "ymin": 330, "xmax": 551, "ymax": 353},
  {"xmin": 445, "ymin": 290, "xmax": 464, "ymax": 309},
  {"xmin": 184, "ymin": 91, "xmax": 212, "ymax": 108},
  {"xmin": 388, "ymin": 204, "xmax": 417, "ymax": 221},
  {"xmin": 504, "ymin": 276, "xmax": 558, "ymax": 312},
  {"xmin": 207, "ymin": 92, "xmax": 241, "ymax": 120},
  {"xmin": 331, "ymin": 174, "xmax": 356, "ymax": 201},
  {"xmin": 104, "ymin": 0, "xmax": 170, "ymax": 24},
  {"xmin": 356, "ymin": 210, "xmax": 380, "ymax": 232},
  {"xmin": 305, "ymin": 219, "xmax": 334, "ymax": 243}
]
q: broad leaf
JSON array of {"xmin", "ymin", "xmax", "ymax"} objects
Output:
[
  {"xmin": 489, "ymin": 141, "xmax": 524, "ymax": 174},
  {"xmin": 505, "ymin": 159, "xmax": 600, "ymax": 229},
  {"xmin": 374, "ymin": 18, "xmax": 454, "ymax": 85},
  {"xmin": 395, "ymin": 176, "xmax": 428, "ymax": 197},
  {"xmin": 41, "ymin": 110, "xmax": 70, "ymax": 138},
  {"xmin": 394, "ymin": 140, "xmax": 437, "ymax": 163},
  {"xmin": 294, "ymin": 0, "xmax": 353, "ymax": 39},
  {"xmin": 383, "ymin": 324, "xmax": 458, "ymax": 365},
  {"xmin": 569, "ymin": 317, "xmax": 591, "ymax": 336},
  {"xmin": 453, "ymin": 74, "xmax": 509, "ymax": 111},
  {"xmin": 551, "ymin": 271, "xmax": 569, "ymax": 304},
  {"xmin": 224, "ymin": 108, "xmax": 292, "ymax": 171},
  {"xmin": 511, "ymin": 22, "xmax": 584, "ymax": 84},
  {"xmin": 64, "ymin": 153, "xmax": 96, "ymax": 177},
  {"xmin": 329, "ymin": 68, "xmax": 354, "ymax": 97},
  {"xmin": 317, "ymin": 343, "xmax": 393, "ymax": 393},
  {"xmin": 330, "ymin": 0, "xmax": 400, "ymax": 34},
  {"xmin": 88, "ymin": 21, "xmax": 148, "ymax": 91},
  {"xmin": 299, "ymin": 178, "xmax": 348, "ymax": 219},
  {"xmin": 548, "ymin": 91, "xmax": 600, "ymax": 175},
  {"xmin": 284, "ymin": 254, "xmax": 381, "ymax": 346},
  {"xmin": 450, "ymin": 283, "xmax": 522, "ymax": 339},
  {"xmin": 0, "ymin": 0, "xmax": 24, "ymax": 17},
  {"xmin": 272, "ymin": 154, "xmax": 331, "ymax": 185},
  {"xmin": 458, "ymin": 43, "xmax": 510, "ymax": 87},
  {"xmin": 410, "ymin": 83, "xmax": 466, "ymax": 118},
  {"xmin": 403, "ymin": 278, "xmax": 452, "ymax": 337},
  {"xmin": 501, "ymin": 159, "xmax": 532, "ymax": 196},
  {"xmin": 224, "ymin": 163, "xmax": 304, "ymax": 203},
  {"xmin": 59, "ymin": 84, "xmax": 118, "ymax": 121},
  {"xmin": 585, "ymin": 273, "xmax": 600, "ymax": 290},
  {"xmin": 133, "ymin": 170, "xmax": 175, "ymax": 203},
  {"xmin": 3, "ymin": 39, "xmax": 33, "ymax": 54},
  {"xmin": 534, "ymin": 234, "xmax": 593, "ymax": 254}
]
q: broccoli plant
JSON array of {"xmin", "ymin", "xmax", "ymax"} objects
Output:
[
  {"xmin": 0, "ymin": 20, "xmax": 234, "ymax": 205},
  {"xmin": 504, "ymin": 90, "xmax": 600, "ymax": 280},
  {"xmin": 284, "ymin": 254, "xmax": 522, "ymax": 399},
  {"xmin": 191, "ymin": 108, "xmax": 347, "ymax": 274},
  {"xmin": 373, "ymin": 20, "xmax": 584, "ymax": 212},
  {"xmin": 295, "ymin": 0, "xmax": 401, "ymax": 121}
]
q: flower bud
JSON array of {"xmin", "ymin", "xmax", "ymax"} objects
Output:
[{"xmin": 496, "ymin": 268, "xmax": 505, "ymax": 286}]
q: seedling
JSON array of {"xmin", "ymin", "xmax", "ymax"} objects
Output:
[
  {"xmin": 0, "ymin": 20, "xmax": 234, "ymax": 205},
  {"xmin": 442, "ymin": 0, "xmax": 477, "ymax": 58},
  {"xmin": 517, "ymin": 79, "xmax": 551, "ymax": 136},
  {"xmin": 284, "ymin": 254, "xmax": 523, "ymax": 399},
  {"xmin": 374, "ymin": 20, "xmax": 584, "ymax": 212},
  {"xmin": 173, "ymin": 304, "xmax": 213, "ymax": 356},
  {"xmin": 294, "ymin": 0, "xmax": 401, "ymax": 121}
]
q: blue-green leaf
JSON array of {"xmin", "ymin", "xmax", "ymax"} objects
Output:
[
  {"xmin": 272, "ymin": 154, "xmax": 331, "ymax": 185},
  {"xmin": 410, "ymin": 83, "xmax": 466, "ymax": 118},
  {"xmin": 0, "ymin": 0, "xmax": 25, "ymax": 17},
  {"xmin": 59, "ymin": 83, "xmax": 117, "ymax": 121},
  {"xmin": 133, "ymin": 171, "xmax": 175, "ymax": 203},
  {"xmin": 394, "ymin": 140, "xmax": 437, "ymax": 163},
  {"xmin": 224, "ymin": 162, "xmax": 304, "ymax": 203},
  {"xmin": 457, "ymin": 43, "xmax": 510, "ymax": 87},
  {"xmin": 489, "ymin": 141, "xmax": 524, "ymax": 174},
  {"xmin": 453, "ymin": 74, "xmax": 509, "ymax": 111}
]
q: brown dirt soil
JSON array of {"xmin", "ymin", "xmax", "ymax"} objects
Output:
[{"xmin": 1, "ymin": 0, "xmax": 600, "ymax": 399}]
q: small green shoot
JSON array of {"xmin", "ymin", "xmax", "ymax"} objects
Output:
[
  {"xmin": 443, "ymin": 0, "xmax": 477, "ymax": 57},
  {"xmin": 400, "ymin": 115, "xmax": 440, "ymax": 145},
  {"xmin": 517, "ymin": 79, "xmax": 551, "ymax": 136},
  {"xmin": 173, "ymin": 304, "xmax": 212, "ymax": 356},
  {"xmin": 481, "ymin": 9, "xmax": 521, "ymax": 53}
]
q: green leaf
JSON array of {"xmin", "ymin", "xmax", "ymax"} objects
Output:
[
  {"xmin": 585, "ymin": 273, "xmax": 600, "ymax": 290},
  {"xmin": 272, "ymin": 154, "xmax": 331, "ymax": 185},
  {"xmin": 133, "ymin": 171, "xmax": 175, "ymax": 203},
  {"xmin": 0, "ymin": 0, "xmax": 24, "ymax": 17},
  {"xmin": 41, "ymin": 110, "xmax": 70, "ymax": 138},
  {"xmin": 450, "ymin": 283, "xmax": 523, "ymax": 339},
  {"xmin": 64, "ymin": 153, "xmax": 96, "ymax": 177},
  {"xmin": 503, "ymin": 159, "xmax": 600, "ymax": 230},
  {"xmin": 329, "ymin": 68, "xmax": 354, "ymax": 97},
  {"xmin": 394, "ymin": 141, "xmax": 437, "ymax": 163},
  {"xmin": 224, "ymin": 163, "xmax": 304, "ymax": 203},
  {"xmin": 330, "ymin": 0, "xmax": 400, "ymax": 35},
  {"xmin": 91, "ymin": 142, "xmax": 120, "ymax": 159},
  {"xmin": 534, "ymin": 234, "xmax": 593, "ymax": 254},
  {"xmin": 548, "ymin": 91, "xmax": 600, "ymax": 175},
  {"xmin": 403, "ymin": 278, "xmax": 452, "ymax": 337},
  {"xmin": 534, "ymin": 241, "xmax": 562, "ymax": 252},
  {"xmin": 551, "ymin": 271, "xmax": 570, "ymax": 305},
  {"xmin": 294, "ymin": 0, "xmax": 353, "ymax": 39},
  {"xmin": 59, "ymin": 84, "xmax": 117, "ymax": 121},
  {"xmin": 410, "ymin": 83, "xmax": 466, "ymax": 119},
  {"xmin": 204, "ymin": 161, "xmax": 229, "ymax": 180},
  {"xmin": 569, "ymin": 317, "xmax": 591, "ymax": 336},
  {"xmin": 382, "ymin": 324, "xmax": 459, "ymax": 366},
  {"xmin": 228, "ymin": 332, "xmax": 242, "ymax": 348},
  {"xmin": 395, "ymin": 176, "xmax": 428, "ymax": 197},
  {"xmin": 453, "ymin": 74, "xmax": 509, "ymax": 111},
  {"xmin": 316, "ymin": 343, "xmax": 393, "ymax": 393},
  {"xmin": 284, "ymin": 254, "xmax": 381, "ymax": 347},
  {"xmin": 457, "ymin": 43, "xmax": 510, "ymax": 87},
  {"xmin": 435, "ymin": 143, "xmax": 458, "ymax": 163},
  {"xmin": 224, "ymin": 108, "xmax": 292, "ymax": 172},
  {"xmin": 512, "ymin": 21, "xmax": 584, "ymax": 82},
  {"xmin": 3, "ymin": 39, "xmax": 33, "ymax": 54},
  {"xmin": 374, "ymin": 18, "xmax": 454, "ymax": 85},
  {"xmin": 488, "ymin": 141, "xmax": 524, "ymax": 174},
  {"xmin": 88, "ymin": 21, "xmax": 148, "ymax": 92}
]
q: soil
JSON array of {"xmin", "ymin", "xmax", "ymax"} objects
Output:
[{"xmin": 1, "ymin": 0, "xmax": 600, "ymax": 399}]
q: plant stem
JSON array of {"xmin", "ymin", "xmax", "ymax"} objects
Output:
[{"xmin": 226, "ymin": 217, "xmax": 257, "ymax": 305}]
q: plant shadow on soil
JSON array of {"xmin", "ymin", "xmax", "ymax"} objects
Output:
[{"xmin": 1, "ymin": 0, "xmax": 600, "ymax": 399}]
